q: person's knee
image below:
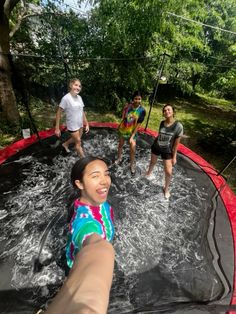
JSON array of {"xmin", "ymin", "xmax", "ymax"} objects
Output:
[
  {"xmin": 165, "ymin": 168, "xmax": 172, "ymax": 177},
  {"xmin": 75, "ymin": 138, "xmax": 82, "ymax": 147},
  {"xmin": 130, "ymin": 142, "xmax": 136, "ymax": 151},
  {"xmin": 151, "ymin": 159, "xmax": 157, "ymax": 166},
  {"xmin": 118, "ymin": 139, "xmax": 124, "ymax": 148},
  {"xmin": 118, "ymin": 143, "xmax": 123, "ymax": 150},
  {"xmin": 150, "ymin": 158, "xmax": 157, "ymax": 167}
]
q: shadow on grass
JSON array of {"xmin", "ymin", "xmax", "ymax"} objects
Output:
[
  {"xmin": 180, "ymin": 117, "xmax": 236, "ymax": 192},
  {"xmin": 175, "ymin": 97, "xmax": 236, "ymax": 123}
]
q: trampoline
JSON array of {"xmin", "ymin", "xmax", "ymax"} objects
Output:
[{"xmin": 0, "ymin": 122, "xmax": 236, "ymax": 314}]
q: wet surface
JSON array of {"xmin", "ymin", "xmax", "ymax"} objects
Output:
[{"xmin": 0, "ymin": 128, "xmax": 233, "ymax": 313}]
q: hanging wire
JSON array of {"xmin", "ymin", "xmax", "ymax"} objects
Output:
[
  {"xmin": 167, "ymin": 12, "xmax": 236, "ymax": 36},
  {"xmin": 1, "ymin": 49, "xmax": 234, "ymax": 68},
  {"xmin": 52, "ymin": 1, "xmax": 236, "ymax": 37},
  {"xmin": 145, "ymin": 52, "xmax": 171, "ymax": 130}
]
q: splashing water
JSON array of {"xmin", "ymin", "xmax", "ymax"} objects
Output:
[{"xmin": 0, "ymin": 128, "xmax": 231, "ymax": 312}]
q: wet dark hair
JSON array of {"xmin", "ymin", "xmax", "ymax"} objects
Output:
[
  {"xmin": 132, "ymin": 90, "xmax": 142, "ymax": 101},
  {"xmin": 162, "ymin": 103, "xmax": 175, "ymax": 116},
  {"xmin": 71, "ymin": 156, "xmax": 107, "ymax": 188}
]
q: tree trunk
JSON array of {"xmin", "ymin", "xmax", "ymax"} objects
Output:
[
  {"xmin": 0, "ymin": 3, "xmax": 20, "ymax": 126},
  {"xmin": 191, "ymin": 72, "xmax": 200, "ymax": 92}
]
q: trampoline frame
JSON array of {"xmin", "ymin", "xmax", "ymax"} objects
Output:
[{"xmin": 0, "ymin": 121, "xmax": 236, "ymax": 313}]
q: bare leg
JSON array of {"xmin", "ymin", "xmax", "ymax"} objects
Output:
[
  {"xmin": 129, "ymin": 138, "xmax": 136, "ymax": 173},
  {"xmin": 146, "ymin": 153, "xmax": 158, "ymax": 176},
  {"xmin": 115, "ymin": 137, "xmax": 125, "ymax": 163},
  {"xmin": 71, "ymin": 128, "xmax": 85, "ymax": 157},
  {"xmin": 62, "ymin": 137, "xmax": 74, "ymax": 153},
  {"xmin": 163, "ymin": 159, "xmax": 173, "ymax": 198},
  {"xmin": 45, "ymin": 235, "xmax": 115, "ymax": 314}
]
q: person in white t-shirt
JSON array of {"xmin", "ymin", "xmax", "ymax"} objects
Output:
[{"xmin": 55, "ymin": 78, "xmax": 89, "ymax": 157}]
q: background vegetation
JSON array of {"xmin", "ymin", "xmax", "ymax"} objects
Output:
[{"xmin": 0, "ymin": 0, "xmax": 235, "ymax": 190}]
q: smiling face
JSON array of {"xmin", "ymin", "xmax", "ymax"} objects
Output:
[
  {"xmin": 133, "ymin": 95, "xmax": 142, "ymax": 106},
  {"xmin": 75, "ymin": 160, "xmax": 111, "ymax": 206},
  {"xmin": 69, "ymin": 80, "xmax": 82, "ymax": 96},
  {"xmin": 163, "ymin": 105, "xmax": 174, "ymax": 119}
]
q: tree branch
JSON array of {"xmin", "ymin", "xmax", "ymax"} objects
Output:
[
  {"xmin": 10, "ymin": 10, "xmax": 67, "ymax": 38},
  {"xmin": 9, "ymin": 4, "xmax": 29, "ymax": 38},
  {"xmin": 4, "ymin": 0, "xmax": 20, "ymax": 17}
]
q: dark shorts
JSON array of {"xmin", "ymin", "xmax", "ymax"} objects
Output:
[
  {"xmin": 68, "ymin": 128, "xmax": 81, "ymax": 133},
  {"xmin": 151, "ymin": 143, "xmax": 172, "ymax": 160}
]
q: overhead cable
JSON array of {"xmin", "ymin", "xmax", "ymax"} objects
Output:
[{"xmin": 167, "ymin": 12, "xmax": 236, "ymax": 36}]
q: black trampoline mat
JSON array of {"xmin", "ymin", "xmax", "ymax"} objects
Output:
[{"xmin": 0, "ymin": 127, "xmax": 234, "ymax": 313}]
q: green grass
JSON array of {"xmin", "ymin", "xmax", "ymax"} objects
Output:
[
  {"xmin": 1, "ymin": 96, "xmax": 236, "ymax": 192},
  {"xmin": 141, "ymin": 98, "xmax": 236, "ymax": 192},
  {"xmin": 142, "ymin": 98, "xmax": 235, "ymax": 136},
  {"xmin": 196, "ymin": 93, "xmax": 236, "ymax": 110},
  {"xmin": 87, "ymin": 100, "xmax": 236, "ymax": 193},
  {"xmin": 86, "ymin": 110, "xmax": 119, "ymax": 123}
]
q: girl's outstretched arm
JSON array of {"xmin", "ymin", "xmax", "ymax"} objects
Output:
[{"xmin": 45, "ymin": 235, "xmax": 115, "ymax": 314}]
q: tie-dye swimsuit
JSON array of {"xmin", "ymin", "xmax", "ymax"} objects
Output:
[
  {"xmin": 118, "ymin": 103, "xmax": 146, "ymax": 139},
  {"xmin": 66, "ymin": 200, "xmax": 115, "ymax": 268}
]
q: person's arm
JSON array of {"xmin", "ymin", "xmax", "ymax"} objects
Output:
[
  {"xmin": 45, "ymin": 235, "xmax": 115, "ymax": 314},
  {"xmin": 172, "ymin": 137, "xmax": 181, "ymax": 165},
  {"xmin": 118, "ymin": 104, "xmax": 128, "ymax": 130},
  {"xmin": 83, "ymin": 111, "xmax": 89, "ymax": 133},
  {"xmin": 172, "ymin": 122, "xmax": 183, "ymax": 165},
  {"xmin": 55, "ymin": 107, "xmax": 63, "ymax": 137},
  {"xmin": 121, "ymin": 104, "xmax": 128, "ymax": 120}
]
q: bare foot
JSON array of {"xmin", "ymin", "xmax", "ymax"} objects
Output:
[
  {"xmin": 130, "ymin": 164, "xmax": 136, "ymax": 175},
  {"xmin": 163, "ymin": 188, "xmax": 170, "ymax": 199},
  {"xmin": 62, "ymin": 143, "xmax": 70, "ymax": 153},
  {"xmin": 114, "ymin": 158, "xmax": 122, "ymax": 165}
]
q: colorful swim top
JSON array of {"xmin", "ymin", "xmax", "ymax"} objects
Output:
[
  {"xmin": 118, "ymin": 103, "xmax": 146, "ymax": 138},
  {"xmin": 66, "ymin": 200, "xmax": 115, "ymax": 268}
]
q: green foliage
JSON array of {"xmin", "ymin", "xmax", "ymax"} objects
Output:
[
  {"xmin": 6, "ymin": 0, "xmax": 236, "ymax": 108},
  {"xmin": 20, "ymin": 115, "xmax": 31, "ymax": 129},
  {"xmin": 0, "ymin": 117, "xmax": 21, "ymax": 148},
  {"xmin": 198, "ymin": 124, "xmax": 236, "ymax": 158},
  {"xmin": 213, "ymin": 69, "xmax": 236, "ymax": 100}
]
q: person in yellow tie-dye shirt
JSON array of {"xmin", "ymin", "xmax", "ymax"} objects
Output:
[{"xmin": 115, "ymin": 91, "xmax": 146, "ymax": 175}]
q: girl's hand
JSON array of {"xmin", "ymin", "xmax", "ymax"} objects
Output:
[
  {"xmin": 129, "ymin": 136, "xmax": 135, "ymax": 145},
  {"xmin": 172, "ymin": 156, "xmax": 177, "ymax": 165},
  {"xmin": 85, "ymin": 124, "xmax": 89, "ymax": 134},
  {"xmin": 55, "ymin": 128, "xmax": 61, "ymax": 138}
]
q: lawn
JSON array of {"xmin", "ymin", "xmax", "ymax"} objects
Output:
[
  {"xmin": 0, "ymin": 94, "xmax": 236, "ymax": 192},
  {"xmin": 141, "ymin": 96, "xmax": 236, "ymax": 192}
]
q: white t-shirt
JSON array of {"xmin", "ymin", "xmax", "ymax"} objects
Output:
[{"xmin": 59, "ymin": 93, "xmax": 84, "ymax": 131}]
